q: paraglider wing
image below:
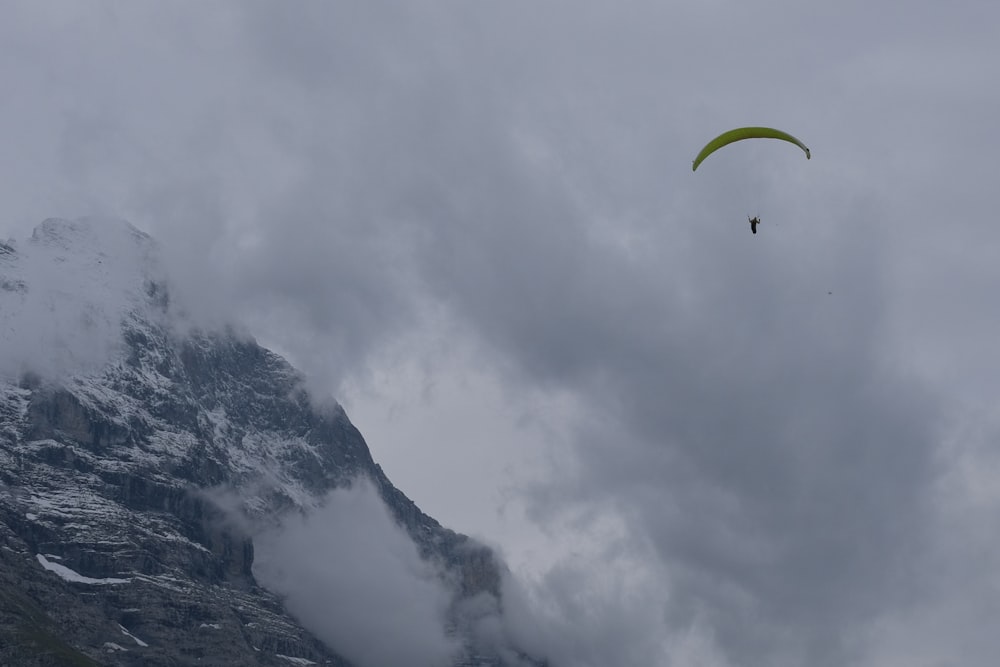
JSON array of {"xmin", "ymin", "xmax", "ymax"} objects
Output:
[{"xmin": 692, "ymin": 127, "xmax": 811, "ymax": 171}]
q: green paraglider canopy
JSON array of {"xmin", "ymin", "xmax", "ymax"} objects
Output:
[{"xmin": 692, "ymin": 127, "xmax": 811, "ymax": 171}]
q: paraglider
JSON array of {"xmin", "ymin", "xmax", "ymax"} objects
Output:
[
  {"xmin": 692, "ymin": 127, "xmax": 810, "ymax": 172},
  {"xmin": 692, "ymin": 126, "xmax": 811, "ymax": 234}
]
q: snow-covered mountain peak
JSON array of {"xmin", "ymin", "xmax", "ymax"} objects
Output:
[
  {"xmin": 1, "ymin": 217, "xmax": 170, "ymax": 382},
  {"xmin": 29, "ymin": 216, "xmax": 154, "ymax": 256},
  {"xmin": 0, "ymin": 216, "xmax": 539, "ymax": 666},
  {"xmin": 25, "ymin": 216, "xmax": 160, "ymax": 282}
]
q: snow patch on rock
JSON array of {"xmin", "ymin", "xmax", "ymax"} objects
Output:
[{"xmin": 36, "ymin": 554, "xmax": 131, "ymax": 585}]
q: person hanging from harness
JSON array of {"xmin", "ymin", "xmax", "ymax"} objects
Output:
[{"xmin": 748, "ymin": 216, "xmax": 760, "ymax": 235}]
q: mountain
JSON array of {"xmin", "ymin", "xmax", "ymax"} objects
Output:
[{"xmin": 0, "ymin": 218, "xmax": 543, "ymax": 666}]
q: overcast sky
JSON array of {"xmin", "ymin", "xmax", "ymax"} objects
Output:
[{"xmin": 4, "ymin": 2, "xmax": 1000, "ymax": 665}]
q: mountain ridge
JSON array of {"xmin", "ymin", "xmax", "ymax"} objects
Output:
[{"xmin": 0, "ymin": 217, "xmax": 540, "ymax": 666}]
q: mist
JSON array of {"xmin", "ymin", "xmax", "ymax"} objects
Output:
[
  {"xmin": 0, "ymin": 217, "xmax": 163, "ymax": 382},
  {"xmin": 252, "ymin": 478, "xmax": 460, "ymax": 667}
]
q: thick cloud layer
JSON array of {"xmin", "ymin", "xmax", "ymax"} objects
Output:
[
  {"xmin": 4, "ymin": 2, "xmax": 1000, "ymax": 666},
  {"xmin": 252, "ymin": 479, "xmax": 459, "ymax": 667}
]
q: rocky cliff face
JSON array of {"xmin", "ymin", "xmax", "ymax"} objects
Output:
[{"xmin": 0, "ymin": 219, "xmax": 540, "ymax": 666}]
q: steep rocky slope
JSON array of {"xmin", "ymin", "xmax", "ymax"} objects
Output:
[{"xmin": 0, "ymin": 218, "xmax": 540, "ymax": 666}]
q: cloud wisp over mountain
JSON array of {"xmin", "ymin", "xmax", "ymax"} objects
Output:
[{"xmin": 252, "ymin": 479, "xmax": 460, "ymax": 667}]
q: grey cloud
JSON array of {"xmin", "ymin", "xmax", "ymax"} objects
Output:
[{"xmin": 252, "ymin": 478, "xmax": 460, "ymax": 667}]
